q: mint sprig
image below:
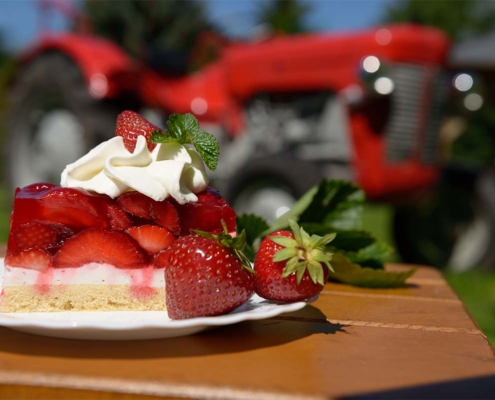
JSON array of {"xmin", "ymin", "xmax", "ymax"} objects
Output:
[{"xmin": 149, "ymin": 113, "xmax": 219, "ymax": 171}]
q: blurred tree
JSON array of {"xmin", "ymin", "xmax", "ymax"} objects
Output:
[
  {"xmin": 256, "ymin": 0, "xmax": 311, "ymax": 35},
  {"xmin": 383, "ymin": 0, "xmax": 495, "ymax": 42},
  {"xmin": 83, "ymin": 0, "xmax": 213, "ymax": 57}
]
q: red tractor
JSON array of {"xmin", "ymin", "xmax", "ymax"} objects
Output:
[{"xmin": 11, "ymin": 4, "xmax": 481, "ymax": 267}]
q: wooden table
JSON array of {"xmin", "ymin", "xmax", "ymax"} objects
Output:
[{"xmin": 0, "ymin": 263, "xmax": 494, "ymax": 399}]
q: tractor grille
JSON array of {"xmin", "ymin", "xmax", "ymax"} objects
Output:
[{"xmin": 384, "ymin": 64, "xmax": 448, "ymax": 164}]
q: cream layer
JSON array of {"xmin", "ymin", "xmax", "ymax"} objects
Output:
[{"xmin": 3, "ymin": 263, "xmax": 165, "ymax": 288}]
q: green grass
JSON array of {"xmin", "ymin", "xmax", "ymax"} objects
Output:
[
  {"xmin": 444, "ymin": 271, "xmax": 495, "ymax": 345},
  {"xmin": 0, "ymin": 183, "xmax": 10, "ymax": 243}
]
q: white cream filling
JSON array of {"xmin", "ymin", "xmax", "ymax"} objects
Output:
[{"xmin": 3, "ymin": 264, "xmax": 165, "ymax": 287}]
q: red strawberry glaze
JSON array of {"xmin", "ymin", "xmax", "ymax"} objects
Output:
[
  {"xmin": 130, "ymin": 266, "xmax": 158, "ymax": 300},
  {"xmin": 34, "ymin": 267, "xmax": 54, "ymax": 294}
]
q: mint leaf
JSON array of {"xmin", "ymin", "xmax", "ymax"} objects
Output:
[
  {"xmin": 192, "ymin": 129, "xmax": 220, "ymax": 171},
  {"xmin": 167, "ymin": 113, "xmax": 199, "ymax": 139},
  {"xmin": 237, "ymin": 214, "xmax": 269, "ymax": 261},
  {"xmin": 149, "ymin": 130, "xmax": 176, "ymax": 144},
  {"xmin": 329, "ymin": 253, "xmax": 415, "ymax": 288},
  {"xmin": 150, "ymin": 114, "xmax": 220, "ymax": 171}
]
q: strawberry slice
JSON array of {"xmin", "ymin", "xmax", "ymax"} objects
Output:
[
  {"xmin": 12, "ymin": 222, "xmax": 73, "ymax": 252},
  {"xmin": 116, "ymin": 192, "xmax": 153, "ymax": 220},
  {"xmin": 117, "ymin": 192, "xmax": 180, "ymax": 235},
  {"xmin": 150, "ymin": 200, "xmax": 180, "ymax": 236},
  {"xmin": 127, "ymin": 225, "xmax": 176, "ymax": 254},
  {"xmin": 153, "ymin": 249, "xmax": 171, "ymax": 268},
  {"xmin": 11, "ymin": 186, "xmax": 111, "ymax": 232},
  {"xmin": 5, "ymin": 249, "xmax": 52, "ymax": 272},
  {"xmin": 53, "ymin": 228, "xmax": 148, "ymax": 269},
  {"xmin": 106, "ymin": 203, "xmax": 132, "ymax": 231},
  {"xmin": 39, "ymin": 188, "xmax": 110, "ymax": 229},
  {"xmin": 173, "ymin": 188, "xmax": 236, "ymax": 235},
  {"xmin": 115, "ymin": 110, "xmax": 160, "ymax": 152}
]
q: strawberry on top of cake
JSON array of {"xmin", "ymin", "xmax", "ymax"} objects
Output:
[{"xmin": 2, "ymin": 112, "xmax": 235, "ymax": 313}]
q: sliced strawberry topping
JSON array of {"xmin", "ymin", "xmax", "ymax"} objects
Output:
[
  {"xmin": 106, "ymin": 203, "xmax": 132, "ymax": 231},
  {"xmin": 53, "ymin": 228, "xmax": 148, "ymax": 268},
  {"xmin": 116, "ymin": 192, "xmax": 153, "ymax": 220},
  {"xmin": 115, "ymin": 110, "xmax": 160, "ymax": 152},
  {"xmin": 116, "ymin": 192, "xmax": 180, "ymax": 235},
  {"xmin": 127, "ymin": 225, "xmax": 176, "ymax": 255},
  {"xmin": 153, "ymin": 249, "xmax": 171, "ymax": 268},
  {"xmin": 173, "ymin": 188, "xmax": 236, "ymax": 235},
  {"xmin": 5, "ymin": 249, "xmax": 52, "ymax": 272},
  {"xmin": 11, "ymin": 186, "xmax": 111, "ymax": 231},
  {"xmin": 12, "ymin": 222, "xmax": 73, "ymax": 252},
  {"xmin": 150, "ymin": 200, "xmax": 180, "ymax": 236}
]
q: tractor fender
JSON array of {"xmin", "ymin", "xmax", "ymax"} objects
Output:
[{"xmin": 17, "ymin": 33, "xmax": 136, "ymax": 99}]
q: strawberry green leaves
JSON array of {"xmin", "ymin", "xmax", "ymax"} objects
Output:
[
  {"xmin": 269, "ymin": 220, "xmax": 335, "ymax": 286},
  {"xmin": 150, "ymin": 113, "xmax": 220, "ymax": 171}
]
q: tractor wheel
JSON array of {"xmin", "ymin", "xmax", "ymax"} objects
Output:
[
  {"xmin": 6, "ymin": 51, "xmax": 122, "ymax": 191},
  {"xmin": 393, "ymin": 167, "xmax": 495, "ymax": 271},
  {"xmin": 226, "ymin": 157, "xmax": 323, "ymax": 224}
]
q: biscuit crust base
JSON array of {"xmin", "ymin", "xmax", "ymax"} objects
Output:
[{"xmin": 1, "ymin": 285, "xmax": 166, "ymax": 312}]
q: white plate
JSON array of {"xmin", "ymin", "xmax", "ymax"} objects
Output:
[{"xmin": 0, "ymin": 261, "xmax": 314, "ymax": 340}]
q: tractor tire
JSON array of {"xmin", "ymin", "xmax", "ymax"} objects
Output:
[
  {"xmin": 226, "ymin": 157, "xmax": 323, "ymax": 223},
  {"xmin": 393, "ymin": 167, "xmax": 495, "ymax": 271},
  {"xmin": 6, "ymin": 51, "xmax": 123, "ymax": 192}
]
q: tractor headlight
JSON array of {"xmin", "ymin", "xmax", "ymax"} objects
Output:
[
  {"xmin": 452, "ymin": 72, "xmax": 484, "ymax": 112},
  {"xmin": 359, "ymin": 55, "xmax": 394, "ymax": 96}
]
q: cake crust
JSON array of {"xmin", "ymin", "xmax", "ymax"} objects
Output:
[{"xmin": 1, "ymin": 285, "xmax": 166, "ymax": 312}]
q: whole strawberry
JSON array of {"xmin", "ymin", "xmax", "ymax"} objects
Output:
[
  {"xmin": 254, "ymin": 220, "xmax": 335, "ymax": 302},
  {"xmin": 115, "ymin": 110, "xmax": 160, "ymax": 152},
  {"xmin": 160, "ymin": 228, "xmax": 254, "ymax": 319}
]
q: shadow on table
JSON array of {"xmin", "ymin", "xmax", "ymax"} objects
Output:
[
  {"xmin": 1, "ymin": 305, "xmax": 347, "ymax": 360},
  {"xmin": 342, "ymin": 374, "xmax": 495, "ymax": 399}
]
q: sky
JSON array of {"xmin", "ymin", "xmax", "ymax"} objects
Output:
[{"xmin": 0, "ymin": 0, "xmax": 396, "ymax": 52}]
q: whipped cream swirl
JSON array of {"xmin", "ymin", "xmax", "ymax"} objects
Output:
[{"xmin": 61, "ymin": 136, "xmax": 209, "ymax": 204}]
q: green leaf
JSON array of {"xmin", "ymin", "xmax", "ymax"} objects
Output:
[
  {"xmin": 149, "ymin": 130, "xmax": 170, "ymax": 144},
  {"xmin": 299, "ymin": 180, "xmax": 365, "ymax": 229},
  {"xmin": 344, "ymin": 242, "xmax": 394, "ymax": 265},
  {"xmin": 263, "ymin": 185, "xmax": 319, "ymax": 234},
  {"xmin": 270, "ymin": 236, "xmax": 298, "ymax": 248},
  {"xmin": 282, "ymin": 257, "xmax": 301, "ymax": 277},
  {"xmin": 329, "ymin": 253, "xmax": 416, "ymax": 288},
  {"xmin": 167, "ymin": 113, "xmax": 199, "ymax": 139},
  {"xmin": 236, "ymin": 214, "xmax": 270, "ymax": 261},
  {"xmin": 263, "ymin": 179, "xmax": 365, "ymax": 235},
  {"xmin": 192, "ymin": 129, "xmax": 220, "ymax": 171},
  {"xmin": 273, "ymin": 247, "xmax": 298, "ymax": 262}
]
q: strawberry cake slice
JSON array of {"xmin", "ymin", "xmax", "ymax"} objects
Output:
[{"xmin": 1, "ymin": 112, "xmax": 235, "ymax": 312}]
